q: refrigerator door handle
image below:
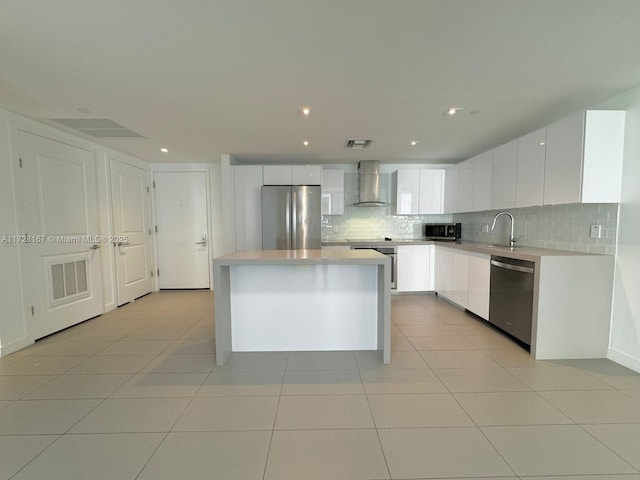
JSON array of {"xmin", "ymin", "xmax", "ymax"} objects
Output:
[
  {"xmin": 292, "ymin": 190, "xmax": 297, "ymax": 249},
  {"xmin": 285, "ymin": 191, "xmax": 292, "ymax": 249}
]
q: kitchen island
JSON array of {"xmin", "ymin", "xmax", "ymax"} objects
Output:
[{"xmin": 213, "ymin": 249, "xmax": 391, "ymax": 365}]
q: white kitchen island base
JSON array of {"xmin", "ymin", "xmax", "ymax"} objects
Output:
[{"xmin": 214, "ymin": 250, "xmax": 391, "ymax": 365}]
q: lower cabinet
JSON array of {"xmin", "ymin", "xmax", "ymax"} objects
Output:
[
  {"xmin": 449, "ymin": 250, "xmax": 469, "ymax": 309},
  {"xmin": 397, "ymin": 245, "xmax": 434, "ymax": 292},
  {"xmin": 434, "ymin": 245, "xmax": 453, "ymax": 298},
  {"xmin": 434, "ymin": 246, "xmax": 490, "ymax": 320},
  {"xmin": 467, "ymin": 252, "xmax": 490, "ymax": 320}
]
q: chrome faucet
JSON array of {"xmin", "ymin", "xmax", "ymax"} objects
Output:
[{"xmin": 491, "ymin": 211, "xmax": 516, "ymax": 247}]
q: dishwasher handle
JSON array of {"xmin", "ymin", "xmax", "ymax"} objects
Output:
[{"xmin": 490, "ymin": 259, "xmax": 534, "ymax": 274}]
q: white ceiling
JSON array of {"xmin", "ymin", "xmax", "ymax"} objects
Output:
[{"xmin": 2, "ymin": 0, "xmax": 640, "ymax": 165}]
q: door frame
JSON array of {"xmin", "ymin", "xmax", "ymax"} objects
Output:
[{"xmin": 150, "ymin": 163, "xmax": 215, "ymax": 291}]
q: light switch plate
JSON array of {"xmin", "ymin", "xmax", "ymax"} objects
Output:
[{"xmin": 590, "ymin": 225, "xmax": 602, "ymax": 239}]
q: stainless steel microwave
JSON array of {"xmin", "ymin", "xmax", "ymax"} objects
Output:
[{"xmin": 424, "ymin": 223, "xmax": 461, "ymax": 240}]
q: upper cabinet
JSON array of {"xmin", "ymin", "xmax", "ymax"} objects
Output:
[
  {"xmin": 263, "ymin": 165, "xmax": 322, "ymax": 185},
  {"xmin": 491, "ymin": 139, "xmax": 517, "ymax": 210},
  {"xmin": 443, "ymin": 166, "xmax": 458, "ymax": 214},
  {"xmin": 321, "ymin": 169, "xmax": 344, "ymax": 215},
  {"xmin": 292, "ymin": 165, "xmax": 322, "ymax": 185},
  {"xmin": 544, "ymin": 110, "xmax": 625, "ymax": 205},
  {"xmin": 419, "ymin": 169, "xmax": 444, "ymax": 214},
  {"xmin": 472, "ymin": 151, "xmax": 493, "ymax": 211},
  {"xmin": 457, "ymin": 160, "xmax": 474, "ymax": 213},
  {"xmin": 516, "ymin": 128, "xmax": 546, "ymax": 208},
  {"xmin": 393, "ymin": 170, "xmax": 420, "ymax": 214},
  {"xmin": 393, "ymin": 169, "xmax": 444, "ymax": 215}
]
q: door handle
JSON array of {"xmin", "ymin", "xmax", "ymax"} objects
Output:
[
  {"xmin": 89, "ymin": 244, "xmax": 100, "ymax": 250},
  {"xmin": 117, "ymin": 241, "xmax": 130, "ymax": 247},
  {"xmin": 195, "ymin": 236, "xmax": 207, "ymax": 246}
]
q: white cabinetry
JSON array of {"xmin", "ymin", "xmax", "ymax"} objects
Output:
[
  {"xmin": 321, "ymin": 169, "xmax": 344, "ymax": 215},
  {"xmin": 419, "ymin": 169, "xmax": 444, "ymax": 214},
  {"xmin": 263, "ymin": 165, "xmax": 292, "ymax": 185},
  {"xmin": 472, "ymin": 151, "xmax": 493, "ymax": 211},
  {"xmin": 396, "ymin": 245, "xmax": 434, "ymax": 292},
  {"xmin": 544, "ymin": 110, "xmax": 625, "ymax": 205},
  {"xmin": 450, "ymin": 250, "xmax": 469, "ymax": 308},
  {"xmin": 292, "ymin": 165, "xmax": 322, "ymax": 185},
  {"xmin": 434, "ymin": 245, "xmax": 453, "ymax": 298},
  {"xmin": 492, "ymin": 139, "xmax": 517, "ymax": 210},
  {"xmin": 443, "ymin": 166, "xmax": 458, "ymax": 214},
  {"xmin": 233, "ymin": 165, "xmax": 263, "ymax": 251},
  {"xmin": 467, "ymin": 252, "xmax": 490, "ymax": 320},
  {"xmin": 457, "ymin": 160, "xmax": 474, "ymax": 213},
  {"xmin": 393, "ymin": 170, "xmax": 420, "ymax": 214},
  {"xmin": 393, "ymin": 169, "xmax": 444, "ymax": 215},
  {"xmin": 516, "ymin": 128, "xmax": 546, "ymax": 207},
  {"xmin": 263, "ymin": 165, "xmax": 322, "ymax": 185}
]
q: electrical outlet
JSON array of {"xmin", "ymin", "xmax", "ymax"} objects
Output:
[
  {"xmin": 333, "ymin": 225, "xmax": 339, "ymax": 233},
  {"xmin": 481, "ymin": 224, "xmax": 489, "ymax": 233},
  {"xmin": 590, "ymin": 224, "xmax": 602, "ymax": 239}
]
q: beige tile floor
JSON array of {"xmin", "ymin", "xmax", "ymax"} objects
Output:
[{"xmin": 0, "ymin": 290, "xmax": 640, "ymax": 479}]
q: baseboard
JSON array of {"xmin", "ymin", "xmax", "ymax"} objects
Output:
[
  {"xmin": 608, "ymin": 347, "xmax": 640, "ymax": 374},
  {"xmin": 0, "ymin": 336, "xmax": 34, "ymax": 357}
]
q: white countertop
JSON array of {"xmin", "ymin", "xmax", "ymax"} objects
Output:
[
  {"xmin": 214, "ymin": 249, "xmax": 389, "ymax": 265},
  {"xmin": 323, "ymin": 239, "xmax": 607, "ymax": 262}
]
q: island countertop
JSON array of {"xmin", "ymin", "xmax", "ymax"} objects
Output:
[
  {"xmin": 213, "ymin": 249, "xmax": 392, "ymax": 366},
  {"xmin": 214, "ymin": 249, "xmax": 389, "ymax": 265}
]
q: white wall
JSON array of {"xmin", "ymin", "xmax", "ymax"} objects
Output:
[
  {"xmin": 608, "ymin": 86, "xmax": 640, "ymax": 372},
  {"xmin": 0, "ymin": 108, "xmax": 151, "ymax": 356}
]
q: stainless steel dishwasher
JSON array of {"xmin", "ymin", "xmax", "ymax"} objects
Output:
[{"xmin": 489, "ymin": 255, "xmax": 535, "ymax": 346}]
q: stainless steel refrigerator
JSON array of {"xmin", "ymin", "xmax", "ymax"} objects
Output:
[{"xmin": 262, "ymin": 185, "xmax": 321, "ymax": 250}]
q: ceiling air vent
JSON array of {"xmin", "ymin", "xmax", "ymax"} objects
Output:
[
  {"xmin": 50, "ymin": 118, "xmax": 144, "ymax": 138},
  {"xmin": 345, "ymin": 139, "xmax": 372, "ymax": 150}
]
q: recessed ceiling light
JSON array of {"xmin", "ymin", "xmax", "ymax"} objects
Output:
[
  {"xmin": 299, "ymin": 107, "xmax": 312, "ymax": 116},
  {"xmin": 302, "ymin": 140, "xmax": 309, "ymax": 146},
  {"xmin": 469, "ymin": 109, "xmax": 481, "ymax": 115},
  {"xmin": 160, "ymin": 148, "xmax": 169, "ymax": 153},
  {"xmin": 409, "ymin": 141, "xmax": 420, "ymax": 146},
  {"xmin": 444, "ymin": 107, "xmax": 463, "ymax": 116},
  {"xmin": 539, "ymin": 142, "xmax": 546, "ymax": 146},
  {"xmin": 76, "ymin": 107, "xmax": 91, "ymax": 114}
]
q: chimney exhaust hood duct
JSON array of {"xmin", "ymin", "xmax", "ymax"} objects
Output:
[{"xmin": 354, "ymin": 160, "xmax": 387, "ymax": 207}]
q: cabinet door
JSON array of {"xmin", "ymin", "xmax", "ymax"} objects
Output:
[
  {"xmin": 450, "ymin": 250, "xmax": 469, "ymax": 308},
  {"xmin": 397, "ymin": 245, "xmax": 433, "ymax": 292},
  {"xmin": 492, "ymin": 140, "xmax": 518, "ymax": 209},
  {"xmin": 234, "ymin": 165, "xmax": 263, "ymax": 250},
  {"xmin": 544, "ymin": 112, "xmax": 584, "ymax": 205},
  {"xmin": 472, "ymin": 151, "xmax": 493, "ymax": 212},
  {"xmin": 292, "ymin": 165, "xmax": 322, "ymax": 185},
  {"xmin": 419, "ymin": 169, "xmax": 444, "ymax": 214},
  {"xmin": 582, "ymin": 110, "xmax": 625, "ymax": 203},
  {"xmin": 263, "ymin": 165, "xmax": 292, "ymax": 185},
  {"xmin": 457, "ymin": 160, "xmax": 474, "ymax": 213},
  {"xmin": 516, "ymin": 128, "xmax": 546, "ymax": 207},
  {"xmin": 395, "ymin": 169, "xmax": 420, "ymax": 214},
  {"xmin": 434, "ymin": 245, "xmax": 453, "ymax": 299},
  {"xmin": 321, "ymin": 169, "xmax": 344, "ymax": 215},
  {"xmin": 443, "ymin": 166, "xmax": 458, "ymax": 214},
  {"xmin": 467, "ymin": 252, "xmax": 490, "ymax": 320}
]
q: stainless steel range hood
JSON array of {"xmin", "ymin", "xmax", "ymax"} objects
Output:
[{"xmin": 354, "ymin": 160, "xmax": 387, "ymax": 207}]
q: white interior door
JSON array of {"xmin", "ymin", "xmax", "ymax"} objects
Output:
[
  {"xmin": 111, "ymin": 159, "xmax": 153, "ymax": 305},
  {"xmin": 154, "ymin": 171, "xmax": 210, "ymax": 289},
  {"xmin": 16, "ymin": 130, "xmax": 103, "ymax": 339}
]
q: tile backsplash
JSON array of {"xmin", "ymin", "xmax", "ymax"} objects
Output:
[
  {"xmin": 322, "ymin": 172, "xmax": 452, "ymax": 240},
  {"xmin": 322, "ymin": 169, "xmax": 618, "ymax": 254}
]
